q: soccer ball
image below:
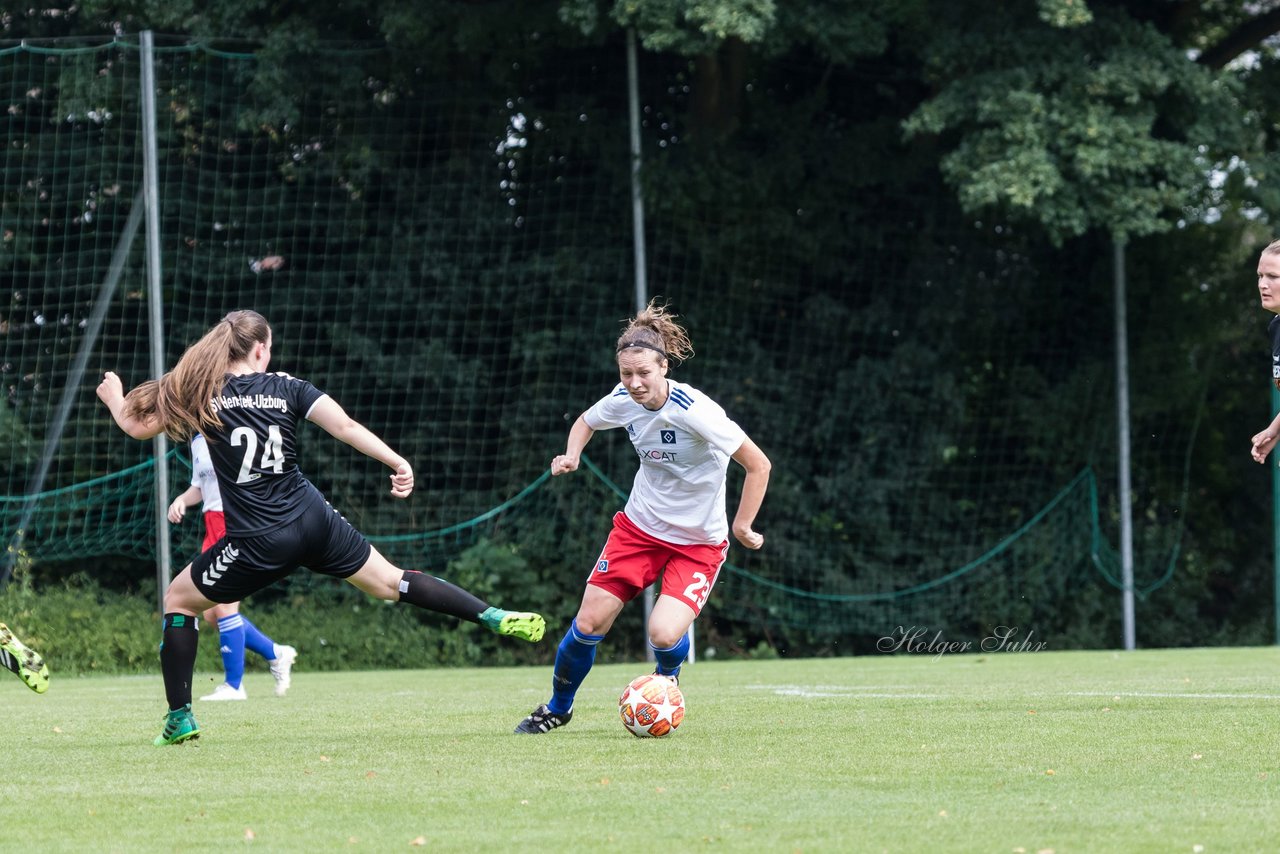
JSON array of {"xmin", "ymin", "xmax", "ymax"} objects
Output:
[{"xmin": 618, "ymin": 673, "xmax": 685, "ymax": 737}]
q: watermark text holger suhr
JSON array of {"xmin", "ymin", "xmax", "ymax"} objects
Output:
[{"xmin": 876, "ymin": 625, "xmax": 1047, "ymax": 659}]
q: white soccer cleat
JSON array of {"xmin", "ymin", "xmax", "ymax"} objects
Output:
[
  {"xmin": 200, "ymin": 682, "xmax": 247, "ymax": 702},
  {"xmin": 270, "ymin": 644, "xmax": 297, "ymax": 697}
]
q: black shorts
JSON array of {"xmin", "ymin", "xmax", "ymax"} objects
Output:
[{"xmin": 190, "ymin": 494, "xmax": 372, "ymax": 604}]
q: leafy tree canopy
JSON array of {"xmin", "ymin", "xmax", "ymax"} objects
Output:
[{"xmin": 9, "ymin": 1, "xmax": 1280, "ymax": 242}]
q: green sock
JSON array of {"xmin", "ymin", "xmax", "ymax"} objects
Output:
[{"xmin": 478, "ymin": 606, "xmax": 506, "ymax": 632}]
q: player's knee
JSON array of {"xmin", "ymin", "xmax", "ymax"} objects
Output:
[
  {"xmin": 164, "ymin": 587, "xmax": 200, "ymax": 614},
  {"xmin": 573, "ymin": 614, "xmax": 609, "ymax": 637},
  {"xmin": 205, "ymin": 602, "xmax": 235, "ymax": 621},
  {"xmin": 347, "ymin": 563, "xmax": 402, "ymax": 601},
  {"xmin": 647, "ymin": 607, "xmax": 693, "ymax": 648},
  {"xmin": 355, "ymin": 575, "xmax": 397, "ymax": 601},
  {"xmin": 647, "ymin": 626, "xmax": 685, "ymax": 650},
  {"xmin": 358, "ymin": 568, "xmax": 401, "ymax": 601}
]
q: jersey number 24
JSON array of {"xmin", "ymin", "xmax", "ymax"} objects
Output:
[{"xmin": 230, "ymin": 426, "xmax": 285, "ymax": 483}]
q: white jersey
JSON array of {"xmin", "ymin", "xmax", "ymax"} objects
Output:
[
  {"xmin": 584, "ymin": 379, "xmax": 746, "ymax": 545},
  {"xmin": 189, "ymin": 433, "xmax": 224, "ymax": 513}
]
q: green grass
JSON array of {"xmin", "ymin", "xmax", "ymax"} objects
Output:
[{"xmin": 4, "ymin": 648, "xmax": 1280, "ymax": 852}]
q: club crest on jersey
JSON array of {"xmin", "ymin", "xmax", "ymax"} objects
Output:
[
  {"xmin": 661, "ymin": 429, "xmax": 676, "ymax": 444},
  {"xmin": 595, "ymin": 559, "xmax": 609, "ymax": 574}
]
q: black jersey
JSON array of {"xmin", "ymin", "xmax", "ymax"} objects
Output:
[
  {"xmin": 1271, "ymin": 315, "xmax": 1280, "ymax": 384},
  {"xmin": 204, "ymin": 372, "xmax": 326, "ymax": 537}
]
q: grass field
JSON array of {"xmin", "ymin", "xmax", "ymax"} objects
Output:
[{"xmin": 4, "ymin": 647, "xmax": 1280, "ymax": 852}]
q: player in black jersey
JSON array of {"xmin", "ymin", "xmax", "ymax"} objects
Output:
[
  {"xmin": 97, "ymin": 309, "xmax": 545, "ymax": 746},
  {"xmin": 1252, "ymin": 241, "xmax": 1280, "ymax": 464}
]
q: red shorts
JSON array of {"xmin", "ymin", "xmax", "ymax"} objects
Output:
[
  {"xmin": 587, "ymin": 511, "xmax": 729, "ymax": 616},
  {"xmin": 202, "ymin": 510, "xmax": 226, "ymax": 553}
]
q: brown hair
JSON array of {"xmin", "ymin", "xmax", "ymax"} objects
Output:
[
  {"xmin": 615, "ymin": 298, "xmax": 694, "ymax": 365},
  {"xmin": 122, "ymin": 310, "xmax": 272, "ymax": 441}
]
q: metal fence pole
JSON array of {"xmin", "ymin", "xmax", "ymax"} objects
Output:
[
  {"xmin": 140, "ymin": 31, "xmax": 172, "ymax": 614},
  {"xmin": 626, "ymin": 30, "xmax": 682, "ymax": 663},
  {"xmin": 1114, "ymin": 235, "xmax": 1136, "ymax": 650}
]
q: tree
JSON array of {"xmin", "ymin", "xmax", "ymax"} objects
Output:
[{"xmin": 6, "ymin": 0, "xmax": 1280, "ymax": 651}]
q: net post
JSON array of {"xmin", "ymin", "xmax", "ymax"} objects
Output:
[
  {"xmin": 627, "ymin": 28, "xmax": 648, "ymax": 312},
  {"xmin": 140, "ymin": 31, "xmax": 172, "ymax": 613},
  {"xmin": 627, "ymin": 28, "xmax": 661, "ymax": 664},
  {"xmin": 1114, "ymin": 234, "xmax": 1136, "ymax": 650}
]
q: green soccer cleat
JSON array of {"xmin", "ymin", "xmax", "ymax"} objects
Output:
[
  {"xmin": 479, "ymin": 608, "xmax": 546, "ymax": 643},
  {"xmin": 153, "ymin": 704, "xmax": 201, "ymax": 746},
  {"xmin": 0, "ymin": 622, "xmax": 49, "ymax": 694}
]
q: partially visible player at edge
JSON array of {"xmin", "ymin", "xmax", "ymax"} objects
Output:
[
  {"xmin": 515, "ymin": 298, "xmax": 770, "ymax": 734},
  {"xmin": 169, "ymin": 432, "xmax": 296, "ymax": 701},
  {"xmin": 97, "ymin": 309, "xmax": 546, "ymax": 746},
  {"xmin": 0, "ymin": 622, "xmax": 48, "ymax": 693},
  {"xmin": 1252, "ymin": 239, "xmax": 1280, "ymax": 465}
]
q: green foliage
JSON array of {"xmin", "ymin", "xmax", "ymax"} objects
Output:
[
  {"xmin": 557, "ymin": 0, "xmax": 908, "ymax": 64},
  {"xmin": 763, "ymin": 0, "xmax": 902, "ymax": 63},
  {"xmin": 0, "ymin": 575, "xmax": 168, "ymax": 674},
  {"xmin": 0, "ymin": 564, "xmax": 556, "ymax": 675},
  {"xmin": 904, "ymin": 9, "xmax": 1244, "ymax": 242},
  {"xmin": 561, "ymin": 0, "xmax": 776, "ymax": 54},
  {"xmin": 0, "ymin": 406, "xmax": 38, "ymax": 482},
  {"xmin": 1037, "ymin": 0, "xmax": 1093, "ymax": 29},
  {"xmin": 6, "ymin": 2, "xmax": 1280, "ymax": 655}
]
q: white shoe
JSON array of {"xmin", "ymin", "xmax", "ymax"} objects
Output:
[
  {"xmin": 270, "ymin": 644, "xmax": 297, "ymax": 697},
  {"xmin": 200, "ymin": 682, "xmax": 247, "ymax": 702}
]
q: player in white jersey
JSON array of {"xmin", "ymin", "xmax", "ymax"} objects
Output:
[
  {"xmin": 167, "ymin": 433, "xmax": 296, "ymax": 701},
  {"xmin": 98, "ymin": 309, "xmax": 545, "ymax": 746},
  {"xmin": 515, "ymin": 299, "xmax": 771, "ymax": 734}
]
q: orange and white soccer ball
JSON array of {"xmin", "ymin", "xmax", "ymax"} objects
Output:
[{"xmin": 618, "ymin": 673, "xmax": 685, "ymax": 737}]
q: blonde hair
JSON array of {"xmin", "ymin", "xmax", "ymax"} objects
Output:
[
  {"xmin": 615, "ymin": 298, "xmax": 694, "ymax": 365},
  {"xmin": 123, "ymin": 310, "xmax": 271, "ymax": 441},
  {"xmin": 1265, "ymin": 239, "xmax": 1280, "ymax": 256}
]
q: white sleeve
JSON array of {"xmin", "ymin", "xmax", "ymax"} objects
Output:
[
  {"xmin": 687, "ymin": 398, "xmax": 746, "ymax": 455},
  {"xmin": 583, "ymin": 387, "xmax": 629, "ymax": 431},
  {"xmin": 190, "ymin": 437, "xmax": 205, "ymax": 488}
]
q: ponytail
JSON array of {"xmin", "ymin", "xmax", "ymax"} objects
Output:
[
  {"xmin": 615, "ymin": 298, "xmax": 693, "ymax": 365},
  {"xmin": 125, "ymin": 310, "xmax": 271, "ymax": 441}
]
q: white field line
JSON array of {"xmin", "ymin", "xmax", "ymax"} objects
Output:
[
  {"xmin": 1068, "ymin": 691, "xmax": 1280, "ymax": 700},
  {"xmin": 745, "ymin": 685, "xmax": 1280, "ymax": 700},
  {"xmin": 746, "ymin": 684, "xmax": 943, "ymax": 699}
]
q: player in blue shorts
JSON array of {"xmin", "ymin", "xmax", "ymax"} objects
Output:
[{"xmin": 97, "ymin": 309, "xmax": 546, "ymax": 745}]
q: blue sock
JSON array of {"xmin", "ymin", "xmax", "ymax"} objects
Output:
[
  {"xmin": 240, "ymin": 615, "xmax": 276, "ymax": 661},
  {"xmin": 547, "ymin": 621, "xmax": 604, "ymax": 716},
  {"xmin": 216, "ymin": 614, "xmax": 247, "ymax": 689},
  {"xmin": 650, "ymin": 633, "xmax": 690, "ymax": 678}
]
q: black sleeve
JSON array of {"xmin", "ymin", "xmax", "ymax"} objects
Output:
[{"xmin": 1269, "ymin": 316, "xmax": 1280, "ymax": 384}]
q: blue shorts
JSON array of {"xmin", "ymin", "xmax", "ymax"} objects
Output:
[{"xmin": 190, "ymin": 493, "xmax": 372, "ymax": 604}]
